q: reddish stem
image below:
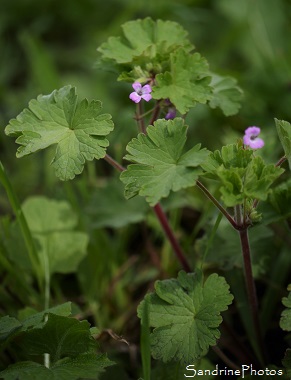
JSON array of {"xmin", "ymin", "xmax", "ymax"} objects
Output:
[
  {"xmin": 104, "ymin": 154, "xmax": 191, "ymax": 272},
  {"xmin": 153, "ymin": 203, "xmax": 191, "ymax": 272},
  {"xmin": 239, "ymin": 228, "xmax": 265, "ymax": 363}
]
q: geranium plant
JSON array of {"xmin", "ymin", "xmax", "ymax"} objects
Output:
[{"xmin": 1, "ymin": 17, "xmax": 291, "ymax": 380}]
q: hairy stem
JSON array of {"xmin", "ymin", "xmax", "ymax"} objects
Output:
[
  {"xmin": 275, "ymin": 155, "xmax": 287, "ymax": 167},
  {"xmin": 239, "ymin": 228, "xmax": 265, "ymax": 364},
  {"xmin": 104, "ymin": 154, "xmax": 125, "ymax": 172},
  {"xmin": 196, "ymin": 180, "xmax": 237, "ymax": 229},
  {"xmin": 149, "ymin": 101, "xmax": 161, "ymax": 126},
  {"xmin": 153, "ymin": 204, "xmax": 191, "ymax": 272},
  {"xmin": 104, "ymin": 154, "xmax": 191, "ymax": 272},
  {"xmin": 234, "ymin": 204, "xmax": 243, "ymax": 227}
]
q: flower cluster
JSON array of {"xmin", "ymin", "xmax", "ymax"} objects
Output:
[
  {"xmin": 243, "ymin": 126, "xmax": 264, "ymax": 149},
  {"xmin": 129, "ymin": 82, "xmax": 152, "ymax": 103}
]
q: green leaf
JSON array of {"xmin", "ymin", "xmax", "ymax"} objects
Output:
[
  {"xmin": 260, "ymin": 179, "xmax": 291, "ymax": 224},
  {"xmin": 120, "ymin": 118, "xmax": 209, "ymax": 206},
  {"xmin": 216, "ymin": 167, "xmax": 245, "ymax": 206},
  {"xmin": 22, "ymin": 196, "xmax": 88, "ymax": 275},
  {"xmin": 275, "ymin": 118, "xmax": 291, "ymax": 170},
  {"xmin": 51, "ymin": 353, "xmax": 114, "ymax": 379},
  {"xmin": 152, "ymin": 49, "xmax": 212, "ymax": 114},
  {"xmin": 280, "ymin": 286, "xmax": 291, "ymax": 331},
  {"xmin": 0, "ymin": 303, "xmax": 72, "ymax": 343},
  {"xmin": 0, "ymin": 316, "xmax": 22, "ymax": 342},
  {"xmin": 137, "ymin": 270, "xmax": 233, "ymax": 363},
  {"xmin": 97, "ymin": 18, "xmax": 193, "ymax": 74},
  {"xmin": 21, "ymin": 314, "xmax": 92, "ymax": 362},
  {"xmin": 0, "ymin": 362, "xmax": 52, "ymax": 380},
  {"xmin": 202, "ymin": 143, "xmax": 253, "ymax": 174},
  {"xmin": 243, "ymin": 156, "xmax": 284, "ymax": 200},
  {"xmin": 5, "ymin": 86, "xmax": 114, "ymax": 180},
  {"xmin": 20, "ymin": 303, "xmax": 72, "ymax": 330},
  {"xmin": 208, "ymin": 73, "xmax": 243, "ymax": 116},
  {"xmin": 86, "ymin": 178, "xmax": 148, "ymax": 228},
  {"xmin": 0, "ymin": 353, "xmax": 113, "ymax": 380},
  {"xmin": 202, "ymin": 144, "xmax": 284, "ymax": 207}
]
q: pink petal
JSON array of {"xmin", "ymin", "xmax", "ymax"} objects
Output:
[
  {"xmin": 243, "ymin": 134, "xmax": 264, "ymax": 149},
  {"xmin": 243, "ymin": 135, "xmax": 251, "ymax": 146},
  {"xmin": 249, "ymin": 138, "xmax": 264, "ymax": 149},
  {"xmin": 245, "ymin": 126, "xmax": 260, "ymax": 137},
  {"xmin": 132, "ymin": 82, "xmax": 142, "ymax": 92},
  {"xmin": 141, "ymin": 94, "xmax": 152, "ymax": 102},
  {"xmin": 142, "ymin": 84, "xmax": 152, "ymax": 94},
  {"xmin": 129, "ymin": 92, "xmax": 141, "ymax": 103}
]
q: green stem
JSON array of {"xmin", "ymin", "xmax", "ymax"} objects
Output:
[{"xmin": 0, "ymin": 161, "xmax": 42, "ymax": 289}]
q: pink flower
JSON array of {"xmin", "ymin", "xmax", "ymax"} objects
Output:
[
  {"xmin": 243, "ymin": 126, "xmax": 264, "ymax": 149},
  {"xmin": 129, "ymin": 82, "xmax": 152, "ymax": 103},
  {"xmin": 165, "ymin": 107, "xmax": 176, "ymax": 120}
]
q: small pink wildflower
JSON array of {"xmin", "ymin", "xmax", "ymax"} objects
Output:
[
  {"xmin": 129, "ymin": 82, "xmax": 152, "ymax": 103},
  {"xmin": 165, "ymin": 107, "xmax": 176, "ymax": 120},
  {"xmin": 243, "ymin": 126, "xmax": 264, "ymax": 149}
]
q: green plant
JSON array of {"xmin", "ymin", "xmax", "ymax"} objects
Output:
[{"xmin": 1, "ymin": 17, "xmax": 291, "ymax": 379}]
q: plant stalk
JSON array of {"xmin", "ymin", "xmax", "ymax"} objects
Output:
[
  {"xmin": 149, "ymin": 101, "xmax": 161, "ymax": 126},
  {"xmin": 196, "ymin": 180, "xmax": 237, "ymax": 229},
  {"xmin": 238, "ymin": 228, "xmax": 265, "ymax": 364},
  {"xmin": 153, "ymin": 203, "xmax": 191, "ymax": 272},
  {"xmin": 104, "ymin": 154, "xmax": 191, "ymax": 272}
]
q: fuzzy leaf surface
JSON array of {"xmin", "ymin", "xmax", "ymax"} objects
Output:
[
  {"xmin": 202, "ymin": 144, "xmax": 284, "ymax": 207},
  {"xmin": 0, "ymin": 316, "xmax": 22, "ymax": 342},
  {"xmin": 120, "ymin": 118, "xmax": 209, "ymax": 206},
  {"xmin": 137, "ymin": 270, "xmax": 233, "ymax": 363},
  {"xmin": 0, "ymin": 353, "xmax": 113, "ymax": 380},
  {"xmin": 97, "ymin": 18, "xmax": 193, "ymax": 71},
  {"xmin": 5, "ymin": 86, "xmax": 113, "ymax": 180},
  {"xmin": 22, "ymin": 196, "xmax": 88, "ymax": 275},
  {"xmin": 152, "ymin": 49, "xmax": 212, "ymax": 114},
  {"xmin": 208, "ymin": 74, "xmax": 243, "ymax": 116},
  {"xmin": 260, "ymin": 179, "xmax": 291, "ymax": 224},
  {"xmin": 275, "ymin": 118, "xmax": 291, "ymax": 170},
  {"xmin": 20, "ymin": 314, "xmax": 92, "ymax": 361},
  {"xmin": 0, "ymin": 303, "xmax": 72, "ymax": 344}
]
